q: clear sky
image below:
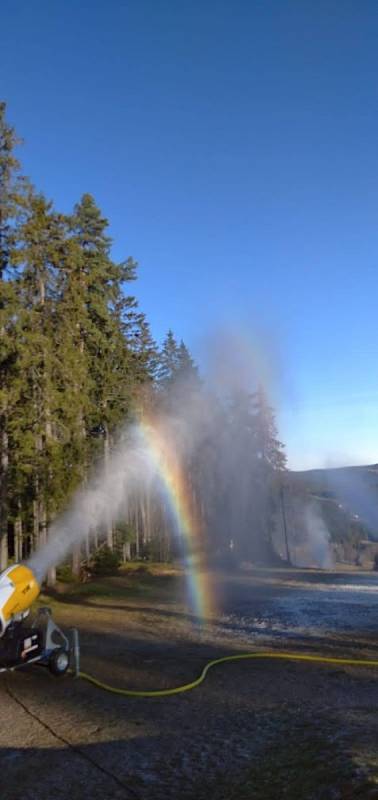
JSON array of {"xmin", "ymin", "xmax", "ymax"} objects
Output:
[{"xmin": 2, "ymin": 1, "xmax": 378, "ymax": 470}]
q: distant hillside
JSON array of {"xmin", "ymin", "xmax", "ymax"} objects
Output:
[{"xmin": 290, "ymin": 464, "xmax": 378, "ymax": 544}]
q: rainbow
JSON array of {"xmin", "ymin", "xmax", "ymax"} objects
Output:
[{"xmin": 137, "ymin": 415, "xmax": 214, "ymax": 621}]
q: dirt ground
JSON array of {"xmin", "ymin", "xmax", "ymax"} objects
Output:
[{"xmin": 1, "ymin": 565, "xmax": 378, "ymax": 800}]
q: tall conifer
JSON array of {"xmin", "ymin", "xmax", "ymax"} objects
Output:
[{"xmin": 0, "ymin": 103, "xmax": 30, "ymax": 566}]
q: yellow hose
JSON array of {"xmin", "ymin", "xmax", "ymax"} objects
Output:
[{"xmin": 78, "ymin": 651, "xmax": 378, "ymax": 698}]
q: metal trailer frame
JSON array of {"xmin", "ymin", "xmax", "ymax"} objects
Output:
[{"xmin": 0, "ymin": 607, "xmax": 80, "ymax": 676}]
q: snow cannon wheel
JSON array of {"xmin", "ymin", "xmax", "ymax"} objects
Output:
[{"xmin": 49, "ymin": 648, "xmax": 69, "ymax": 676}]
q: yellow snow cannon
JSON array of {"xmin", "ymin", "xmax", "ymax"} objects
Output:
[
  {"xmin": 0, "ymin": 564, "xmax": 40, "ymax": 636},
  {"xmin": 0, "ymin": 563, "xmax": 79, "ymax": 676}
]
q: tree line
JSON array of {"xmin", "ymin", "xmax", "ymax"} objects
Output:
[{"xmin": 0, "ymin": 103, "xmax": 287, "ymax": 578}]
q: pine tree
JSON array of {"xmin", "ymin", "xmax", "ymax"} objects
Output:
[
  {"xmin": 218, "ymin": 386, "xmax": 287, "ymax": 565},
  {"xmin": 53, "ymin": 227, "xmax": 92, "ymax": 490},
  {"xmin": 251, "ymin": 385, "xmax": 287, "ymax": 471},
  {"xmin": 10, "ymin": 192, "xmax": 69, "ymax": 568},
  {"xmin": 250, "ymin": 385, "xmax": 287, "ymax": 562},
  {"xmin": 156, "ymin": 330, "xmax": 180, "ymax": 387},
  {"xmin": 176, "ymin": 340, "xmax": 199, "ymax": 380},
  {"xmin": 0, "ymin": 103, "xmax": 31, "ymax": 567},
  {"xmin": 129, "ymin": 313, "xmax": 158, "ymax": 386},
  {"xmin": 68, "ymin": 194, "xmax": 147, "ymax": 552},
  {"xmin": 70, "ymin": 193, "xmax": 141, "ymax": 429},
  {"xmin": 224, "ymin": 390, "xmax": 261, "ymax": 561}
]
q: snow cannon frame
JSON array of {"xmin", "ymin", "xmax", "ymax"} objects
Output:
[{"xmin": 0, "ymin": 564, "xmax": 79, "ymax": 677}]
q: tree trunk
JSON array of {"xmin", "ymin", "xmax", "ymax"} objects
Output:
[
  {"xmin": 47, "ymin": 566, "xmax": 56, "ymax": 586},
  {"xmin": 0, "ymin": 531, "xmax": 7, "ymax": 571},
  {"xmin": 103, "ymin": 421, "xmax": 113, "ymax": 549},
  {"xmin": 0, "ymin": 410, "xmax": 9, "ymax": 570},
  {"xmin": 39, "ymin": 497, "xmax": 57, "ymax": 584},
  {"xmin": 122, "ymin": 542, "xmax": 131, "ymax": 562},
  {"xmin": 14, "ymin": 515, "xmax": 23, "ymax": 562},
  {"xmin": 142, "ymin": 486, "xmax": 152, "ymax": 543},
  {"xmin": 93, "ymin": 527, "xmax": 99, "ymax": 550},
  {"xmin": 72, "ymin": 543, "xmax": 81, "ymax": 576},
  {"xmin": 33, "ymin": 498, "xmax": 40, "ymax": 552},
  {"xmin": 106, "ymin": 523, "xmax": 114, "ymax": 550},
  {"xmin": 39, "ymin": 499, "xmax": 47, "ymax": 548},
  {"xmin": 135, "ymin": 503, "xmax": 140, "ymax": 558},
  {"xmin": 140, "ymin": 498, "xmax": 147, "ymax": 552}
]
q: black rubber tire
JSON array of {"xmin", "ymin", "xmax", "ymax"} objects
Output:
[{"xmin": 49, "ymin": 648, "xmax": 69, "ymax": 676}]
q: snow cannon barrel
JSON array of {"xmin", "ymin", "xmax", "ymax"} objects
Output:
[{"xmin": 0, "ymin": 564, "xmax": 40, "ymax": 637}]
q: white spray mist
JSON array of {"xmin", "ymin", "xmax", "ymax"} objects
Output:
[
  {"xmin": 28, "ymin": 426, "xmax": 155, "ymax": 583},
  {"xmin": 301, "ymin": 503, "xmax": 333, "ymax": 569}
]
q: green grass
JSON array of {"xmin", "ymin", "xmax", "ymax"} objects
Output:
[{"xmin": 38, "ymin": 565, "xmax": 182, "ymax": 609}]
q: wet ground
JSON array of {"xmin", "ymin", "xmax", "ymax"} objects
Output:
[
  {"xmin": 217, "ymin": 567, "xmax": 378, "ymax": 643},
  {"xmin": 1, "ymin": 567, "xmax": 378, "ymax": 799}
]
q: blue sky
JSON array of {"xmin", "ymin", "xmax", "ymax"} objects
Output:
[{"xmin": 2, "ymin": 0, "xmax": 378, "ymax": 469}]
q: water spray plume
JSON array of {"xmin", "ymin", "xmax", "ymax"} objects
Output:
[
  {"xmin": 28, "ymin": 415, "xmax": 214, "ymax": 620},
  {"xmin": 28, "ymin": 330, "xmax": 300, "ymax": 610},
  {"xmin": 302, "ymin": 504, "xmax": 333, "ymax": 569}
]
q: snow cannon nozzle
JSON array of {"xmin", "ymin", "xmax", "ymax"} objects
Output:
[{"xmin": 0, "ymin": 563, "xmax": 41, "ymax": 637}]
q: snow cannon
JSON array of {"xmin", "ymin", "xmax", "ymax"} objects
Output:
[
  {"xmin": 0, "ymin": 564, "xmax": 40, "ymax": 636},
  {"xmin": 0, "ymin": 563, "xmax": 79, "ymax": 677}
]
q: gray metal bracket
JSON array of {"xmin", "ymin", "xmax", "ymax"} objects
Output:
[
  {"xmin": 33, "ymin": 607, "xmax": 69, "ymax": 654},
  {"xmin": 70, "ymin": 628, "xmax": 80, "ymax": 676}
]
